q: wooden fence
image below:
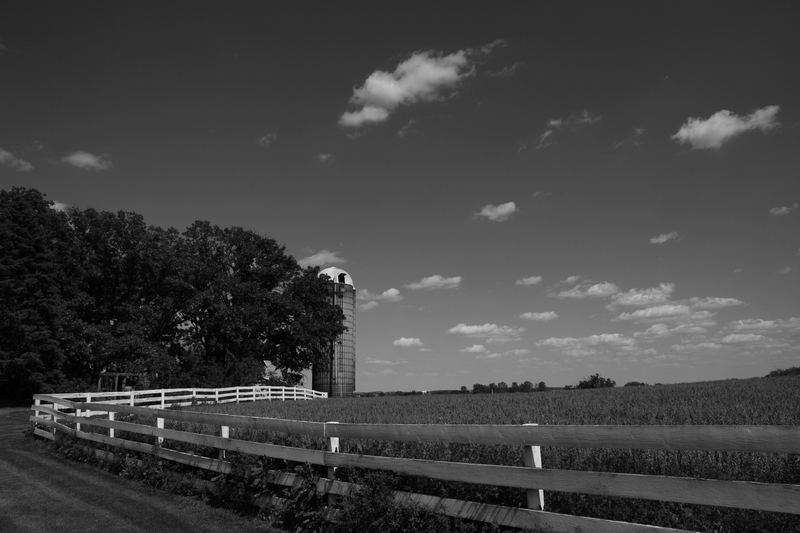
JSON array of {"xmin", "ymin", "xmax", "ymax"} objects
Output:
[{"xmin": 29, "ymin": 392, "xmax": 800, "ymax": 533}]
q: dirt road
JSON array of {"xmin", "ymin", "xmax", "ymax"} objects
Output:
[{"xmin": 0, "ymin": 408, "xmax": 273, "ymax": 532}]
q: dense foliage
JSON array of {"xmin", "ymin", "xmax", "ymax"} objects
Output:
[
  {"xmin": 766, "ymin": 366, "xmax": 800, "ymax": 377},
  {"xmin": 576, "ymin": 373, "xmax": 616, "ymax": 389},
  {"xmin": 471, "ymin": 381, "xmax": 546, "ymax": 393},
  {"xmin": 0, "ymin": 187, "xmax": 344, "ymax": 400}
]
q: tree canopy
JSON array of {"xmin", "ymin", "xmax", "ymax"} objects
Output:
[{"xmin": 0, "ymin": 188, "xmax": 344, "ymax": 401}]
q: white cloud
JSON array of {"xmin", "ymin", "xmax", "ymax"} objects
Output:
[
  {"xmin": 476, "ymin": 201, "xmax": 518, "ymax": 222},
  {"xmin": 777, "ymin": 266, "xmax": 791, "ymax": 274},
  {"xmin": 549, "ymin": 110, "xmax": 603, "ymax": 128},
  {"xmin": 397, "ymin": 119, "xmax": 417, "ymax": 138},
  {"xmin": 689, "ymin": 297, "xmax": 744, "ymax": 309},
  {"xmin": 339, "ymin": 42, "xmax": 503, "ymax": 128},
  {"xmin": 617, "ymin": 304, "xmax": 692, "ymax": 321},
  {"xmin": 727, "ymin": 317, "xmax": 800, "ymax": 333},
  {"xmin": 365, "ymin": 358, "xmax": 405, "ymax": 366},
  {"xmin": 298, "ymin": 249, "xmax": 346, "ymax": 268},
  {"xmin": 459, "ymin": 345, "xmax": 486, "ymax": 353},
  {"xmin": 475, "ymin": 348, "xmax": 529, "ymax": 360},
  {"xmin": 315, "ymin": 153, "xmax": 333, "ymax": 162},
  {"xmin": 0, "ymin": 148, "xmax": 33, "ymax": 171},
  {"xmin": 562, "ymin": 275, "xmax": 581, "ymax": 284},
  {"xmin": 769, "ymin": 203, "xmax": 798, "ymax": 216},
  {"xmin": 520, "ymin": 311, "xmax": 558, "ymax": 321},
  {"xmin": 50, "ymin": 201, "xmax": 68, "ymax": 212},
  {"xmin": 447, "ymin": 323, "xmax": 525, "ymax": 342},
  {"xmin": 255, "ymin": 132, "xmax": 277, "ymax": 147},
  {"xmin": 614, "ymin": 127, "xmax": 645, "ymax": 149},
  {"xmin": 515, "ymin": 276, "xmax": 542, "ymax": 286},
  {"xmin": 405, "ymin": 275, "xmax": 462, "ymax": 290},
  {"xmin": 720, "ymin": 333, "xmax": 767, "ymax": 344},
  {"xmin": 671, "ymin": 343, "xmax": 724, "ymax": 352},
  {"xmin": 650, "ymin": 232, "xmax": 679, "ymax": 244},
  {"xmin": 634, "ymin": 323, "xmax": 707, "ymax": 338},
  {"xmin": 357, "ymin": 288, "xmax": 403, "ymax": 302},
  {"xmin": 554, "ymin": 281, "xmax": 620, "ymax": 299},
  {"xmin": 357, "ymin": 301, "xmax": 379, "ymax": 312},
  {"xmin": 671, "ymin": 105, "xmax": 780, "ymax": 149},
  {"xmin": 393, "ymin": 337, "xmax": 423, "ymax": 347},
  {"xmin": 537, "ymin": 333, "xmax": 636, "ymax": 348},
  {"xmin": 610, "ymin": 283, "xmax": 675, "ymax": 307},
  {"xmin": 61, "ymin": 151, "xmax": 112, "ymax": 171}
]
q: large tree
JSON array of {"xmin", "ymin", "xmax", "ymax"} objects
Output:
[{"xmin": 0, "ymin": 188, "xmax": 345, "ymax": 399}]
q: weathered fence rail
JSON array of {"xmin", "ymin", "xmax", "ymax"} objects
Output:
[{"xmin": 29, "ymin": 392, "xmax": 800, "ymax": 533}]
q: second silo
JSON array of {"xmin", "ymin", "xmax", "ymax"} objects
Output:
[{"xmin": 312, "ymin": 267, "xmax": 355, "ymax": 397}]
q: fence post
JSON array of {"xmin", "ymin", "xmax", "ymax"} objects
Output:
[
  {"xmin": 215, "ymin": 389, "xmax": 219, "ymax": 403},
  {"xmin": 236, "ymin": 387, "xmax": 240, "ymax": 404},
  {"xmin": 130, "ymin": 390, "xmax": 135, "ymax": 407},
  {"xmin": 108, "ymin": 411, "xmax": 115, "ymax": 439},
  {"xmin": 282, "ymin": 387, "xmax": 285, "ymax": 401},
  {"xmin": 219, "ymin": 425, "xmax": 229, "ymax": 460},
  {"xmin": 86, "ymin": 393, "xmax": 92, "ymax": 417},
  {"xmin": 161, "ymin": 390, "xmax": 166, "ymax": 408},
  {"xmin": 523, "ymin": 423, "xmax": 544, "ymax": 511},
  {"xmin": 34, "ymin": 398, "xmax": 40, "ymax": 420},
  {"xmin": 156, "ymin": 417, "xmax": 164, "ymax": 445},
  {"xmin": 326, "ymin": 421, "xmax": 339, "ymax": 507},
  {"xmin": 75, "ymin": 402, "xmax": 82, "ymax": 433}
]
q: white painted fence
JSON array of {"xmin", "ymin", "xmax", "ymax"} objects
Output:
[{"xmin": 41, "ymin": 385, "xmax": 326, "ymax": 417}]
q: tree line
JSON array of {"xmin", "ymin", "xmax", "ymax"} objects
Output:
[
  {"xmin": 470, "ymin": 381, "xmax": 547, "ymax": 393},
  {"xmin": 0, "ymin": 188, "xmax": 345, "ymax": 401}
]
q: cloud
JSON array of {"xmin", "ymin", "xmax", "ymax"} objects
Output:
[
  {"xmin": 537, "ymin": 333, "xmax": 636, "ymax": 348},
  {"xmin": 769, "ymin": 203, "xmax": 798, "ymax": 216},
  {"xmin": 671, "ymin": 105, "xmax": 780, "ymax": 149},
  {"xmin": 634, "ymin": 323, "xmax": 707, "ymax": 338},
  {"xmin": 393, "ymin": 337, "xmax": 423, "ymax": 347},
  {"xmin": 650, "ymin": 232, "xmax": 679, "ymax": 244},
  {"xmin": 50, "ymin": 201, "xmax": 69, "ymax": 212},
  {"xmin": 405, "ymin": 275, "xmax": 462, "ymax": 290},
  {"xmin": 315, "ymin": 153, "xmax": 333, "ymax": 162},
  {"xmin": 397, "ymin": 119, "xmax": 417, "ymax": 138},
  {"xmin": 460, "ymin": 345, "xmax": 486, "ymax": 353},
  {"xmin": 255, "ymin": 132, "xmax": 277, "ymax": 147},
  {"xmin": 447, "ymin": 323, "xmax": 525, "ymax": 342},
  {"xmin": 520, "ymin": 311, "xmax": 558, "ymax": 321},
  {"xmin": 339, "ymin": 41, "xmax": 503, "ymax": 127},
  {"xmin": 0, "ymin": 148, "xmax": 33, "ymax": 171},
  {"xmin": 357, "ymin": 301, "xmax": 379, "ymax": 312},
  {"xmin": 476, "ymin": 201, "xmax": 518, "ymax": 222},
  {"xmin": 777, "ymin": 266, "xmax": 791, "ymax": 274},
  {"xmin": 720, "ymin": 333, "xmax": 767, "ymax": 344},
  {"xmin": 554, "ymin": 281, "xmax": 620, "ymax": 299},
  {"xmin": 365, "ymin": 358, "xmax": 406, "ymax": 366},
  {"xmin": 610, "ymin": 283, "xmax": 675, "ymax": 307},
  {"xmin": 671, "ymin": 343, "xmax": 724, "ymax": 352},
  {"xmin": 490, "ymin": 62, "xmax": 523, "ymax": 78},
  {"xmin": 475, "ymin": 348, "xmax": 529, "ymax": 360},
  {"xmin": 562, "ymin": 276, "xmax": 581, "ymax": 284},
  {"xmin": 535, "ymin": 110, "xmax": 602, "ymax": 150},
  {"xmin": 727, "ymin": 317, "xmax": 800, "ymax": 333},
  {"xmin": 356, "ymin": 287, "xmax": 403, "ymax": 311},
  {"xmin": 357, "ymin": 288, "xmax": 403, "ymax": 303},
  {"xmin": 61, "ymin": 151, "xmax": 112, "ymax": 171},
  {"xmin": 617, "ymin": 304, "xmax": 692, "ymax": 320},
  {"xmin": 549, "ymin": 110, "xmax": 603, "ymax": 129},
  {"xmin": 297, "ymin": 249, "xmax": 346, "ymax": 268},
  {"xmin": 614, "ymin": 127, "xmax": 644, "ymax": 149},
  {"xmin": 515, "ymin": 276, "xmax": 542, "ymax": 286},
  {"xmin": 688, "ymin": 297, "xmax": 744, "ymax": 309}
]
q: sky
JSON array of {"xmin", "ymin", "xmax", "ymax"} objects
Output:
[{"xmin": 2, "ymin": 2, "xmax": 799, "ymax": 391}]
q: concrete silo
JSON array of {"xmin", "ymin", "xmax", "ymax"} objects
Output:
[{"xmin": 312, "ymin": 267, "xmax": 355, "ymax": 397}]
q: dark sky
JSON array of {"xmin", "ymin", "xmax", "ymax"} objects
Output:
[{"xmin": 2, "ymin": 2, "xmax": 799, "ymax": 390}]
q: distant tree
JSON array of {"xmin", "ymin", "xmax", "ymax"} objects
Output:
[
  {"xmin": 489, "ymin": 382, "xmax": 497, "ymax": 392},
  {"xmin": 473, "ymin": 383, "xmax": 490, "ymax": 394},
  {"xmin": 563, "ymin": 385, "xmax": 573, "ymax": 390},
  {"xmin": 496, "ymin": 381, "xmax": 508, "ymax": 393},
  {"xmin": 460, "ymin": 385, "xmax": 468, "ymax": 393},
  {"xmin": 624, "ymin": 381, "xmax": 648, "ymax": 387},
  {"xmin": 576, "ymin": 374, "xmax": 616, "ymax": 389},
  {"xmin": 520, "ymin": 380, "xmax": 533, "ymax": 393},
  {"xmin": 766, "ymin": 367, "xmax": 800, "ymax": 377},
  {"xmin": 537, "ymin": 381, "xmax": 547, "ymax": 392},
  {"xmin": 510, "ymin": 381, "xmax": 520, "ymax": 393}
]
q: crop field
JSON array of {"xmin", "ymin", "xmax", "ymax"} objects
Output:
[{"xmin": 126, "ymin": 376, "xmax": 800, "ymax": 532}]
